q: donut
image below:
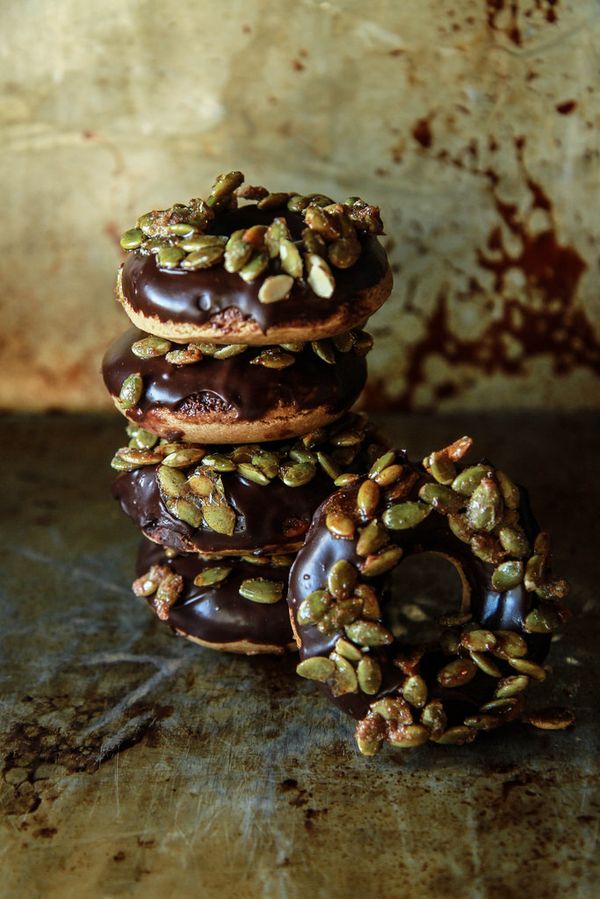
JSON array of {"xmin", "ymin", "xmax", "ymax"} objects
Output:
[
  {"xmin": 102, "ymin": 326, "xmax": 371, "ymax": 443},
  {"xmin": 112, "ymin": 413, "xmax": 389, "ymax": 556},
  {"xmin": 134, "ymin": 538, "xmax": 295, "ymax": 654},
  {"xmin": 116, "ymin": 172, "xmax": 392, "ymax": 345},
  {"xmin": 287, "ymin": 437, "xmax": 570, "ymax": 755}
]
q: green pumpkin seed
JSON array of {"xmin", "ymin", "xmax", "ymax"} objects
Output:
[
  {"xmin": 165, "ymin": 345, "xmax": 203, "ymax": 365},
  {"xmin": 355, "ymin": 583, "xmax": 381, "ymax": 620},
  {"xmin": 120, "ymin": 227, "xmax": 144, "ymax": 249},
  {"xmin": 331, "ymin": 429, "xmax": 362, "ymax": 447},
  {"xmin": 193, "ymin": 567, "xmax": 232, "ymax": 587},
  {"xmin": 525, "ymin": 708, "xmax": 575, "ymax": 730},
  {"xmin": 287, "ymin": 194, "xmax": 310, "ymax": 212},
  {"xmin": 157, "ymin": 464, "xmax": 187, "ymax": 498},
  {"xmin": 224, "ymin": 236, "xmax": 253, "ymax": 273},
  {"xmin": 170, "ymin": 497, "xmax": 203, "ymax": 528},
  {"xmin": 334, "ymin": 638, "xmax": 363, "ymax": 661},
  {"xmin": 355, "ymin": 720, "xmax": 385, "ymax": 756},
  {"xmin": 297, "ymin": 589, "xmax": 332, "ymax": 625},
  {"xmin": 252, "ymin": 450, "xmax": 280, "ymax": 478},
  {"xmin": 437, "ymin": 659, "xmax": 477, "ymax": 688},
  {"xmin": 421, "ymin": 701, "xmax": 447, "ymax": 739},
  {"xmin": 258, "ymin": 274, "xmax": 294, "ymax": 304},
  {"xmin": 181, "ymin": 244, "xmax": 225, "ymax": 269},
  {"xmin": 306, "ymin": 253, "xmax": 335, "ymax": 298},
  {"xmin": 524, "ymin": 554, "xmax": 546, "ymax": 592},
  {"xmin": 359, "ymin": 545, "xmax": 403, "ymax": 577},
  {"xmin": 428, "ymin": 452, "xmax": 456, "ymax": 485},
  {"xmin": 357, "ymin": 479, "xmax": 380, "ymax": 518},
  {"xmin": 382, "ymin": 501, "xmax": 430, "ymax": 531},
  {"xmin": 371, "ymin": 697, "xmax": 412, "ymax": 722},
  {"xmin": 418, "ymin": 483, "xmax": 463, "ymax": 514},
  {"xmin": 448, "ymin": 513, "xmax": 473, "ymax": 544},
  {"xmin": 374, "ymin": 464, "xmax": 404, "ymax": 487},
  {"xmin": 344, "ymin": 619, "xmax": 393, "ymax": 647},
  {"xmin": 237, "ymin": 462, "xmax": 270, "ymax": 486},
  {"xmin": 264, "ymin": 218, "xmax": 290, "ymax": 258},
  {"xmin": 186, "ymin": 472, "xmax": 214, "ymax": 496},
  {"xmin": 432, "ymin": 726, "xmax": 476, "ymax": 746},
  {"xmin": 470, "ymin": 651, "xmax": 502, "ymax": 678},
  {"xmin": 239, "ymin": 578, "xmax": 284, "ymax": 604},
  {"xmin": 257, "ymin": 191, "xmax": 291, "ymax": 210},
  {"xmin": 357, "ymin": 657, "xmax": 382, "ymax": 695},
  {"xmin": 316, "ymin": 451, "xmax": 341, "ymax": 479},
  {"xmin": 118, "ymin": 372, "xmax": 143, "ymax": 410},
  {"xmin": 356, "ymin": 520, "xmax": 389, "ymax": 557},
  {"xmin": 326, "ymin": 512, "xmax": 355, "ymax": 539},
  {"xmin": 289, "ymin": 446, "xmax": 317, "ymax": 465},
  {"xmin": 280, "ymin": 462, "xmax": 316, "ymax": 487},
  {"xmin": 311, "ymin": 339, "xmax": 336, "ymax": 364},
  {"xmin": 296, "ymin": 656, "xmax": 336, "ymax": 682},
  {"xmin": 239, "ymin": 251, "xmax": 269, "ymax": 282},
  {"xmin": 536, "ymin": 577, "xmax": 569, "ymax": 601},
  {"xmin": 332, "ymin": 332, "xmax": 354, "ymax": 353},
  {"xmin": 328, "ymin": 237, "xmax": 361, "ymax": 269},
  {"xmin": 202, "ymin": 501, "xmax": 236, "ymax": 536},
  {"xmin": 113, "ymin": 448, "xmax": 163, "ymax": 469},
  {"xmin": 508, "ymin": 657, "xmax": 546, "ymax": 681},
  {"xmin": 498, "ymin": 526, "xmax": 529, "ymax": 558},
  {"xmin": 330, "ymin": 653, "xmax": 358, "ymax": 696},
  {"xmin": 178, "ymin": 234, "xmax": 224, "ymax": 252},
  {"xmin": 317, "ymin": 597, "xmax": 363, "ymax": 634},
  {"xmin": 387, "ymin": 724, "xmax": 429, "ymax": 748},
  {"xmin": 496, "ymin": 470, "xmax": 520, "ymax": 509},
  {"xmin": 250, "ymin": 348, "xmax": 296, "ymax": 369},
  {"xmin": 131, "ymin": 336, "xmax": 172, "ymax": 359},
  {"xmin": 327, "ymin": 560, "xmax": 358, "ymax": 599},
  {"xmin": 352, "ymin": 331, "xmax": 374, "ymax": 356},
  {"xmin": 464, "ymin": 714, "xmax": 500, "ymax": 731},
  {"xmin": 402, "ymin": 674, "xmax": 428, "ymax": 708},
  {"xmin": 279, "ymin": 239, "xmax": 303, "ymax": 278},
  {"xmin": 491, "ymin": 560, "xmax": 524, "ymax": 592},
  {"xmin": 494, "ymin": 675, "xmax": 529, "ymax": 699},
  {"xmin": 523, "ymin": 605, "xmax": 562, "ymax": 634},
  {"xmin": 334, "ymin": 473, "xmax": 360, "ymax": 487},
  {"xmin": 201, "ymin": 453, "xmax": 237, "ymax": 472},
  {"xmin": 466, "ymin": 477, "xmax": 503, "ymax": 532},
  {"xmin": 479, "ymin": 698, "xmax": 522, "ymax": 719},
  {"xmin": 470, "ymin": 534, "xmax": 505, "ymax": 565},
  {"xmin": 493, "ymin": 630, "xmax": 528, "ymax": 659},
  {"xmin": 302, "ymin": 227, "xmax": 327, "ymax": 257},
  {"xmin": 451, "ymin": 464, "xmax": 491, "ymax": 496},
  {"xmin": 208, "ymin": 170, "xmax": 244, "ymax": 203},
  {"xmin": 213, "ymin": 344, "xmax": 248, "ymax": 359},
  {"xmin": 369, "ymin": 450, "xmax": 396, "ymax": 479},
  {"xmin": 280, "ymin": 341, "xmax": 305, "ymax": 353},
  {"xmin": 162, "ymin": 447, "xmax": 206, "ymax": 468},
  {"xmin": 157, "ymin": 246, "xmax": 185, "ymax": 269},
  {"xmin": 129, "ymin": 427, "xmax": 159, "ymax": 449},
  {"xmin": 460, "ymin": 629, "xmax": 497, "ymax": 653}
]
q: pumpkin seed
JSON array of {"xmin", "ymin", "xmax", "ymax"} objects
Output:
[
  {"xmin": 470, "ymin": 651, "xmax": 502, "ymax": 678},
  {"xmin": 289, "ymin": 447, "xmax": 317, "ymax": 465},
  {"xmin": 239, "ymin": 578, "xmax": 283, "ymax": 604},
  {"xmin": 418, "ymin": 483, "xmax": 463, "ymax": 514},
  {"xmin": 186, "ymin": 472, "xmax": 214, "ymax": 496},
  {"xmin": 129, "ymin": 427, "xmax": 159, "ymax": 449},
  {"xmin": 208, "ymin": 170, "xmax": 244, "ymax": 204},
  {"xmin": 359, "ymin": 545, "xmax": 403, "ymax": 577},
  {"xmin": 287, "ymin": 194, "xmax": 310, "ymax": 212},
  {"xmin": 153, "ymin": 572, "xmax": 183, "ymax": 620},
  {"xmin": 193, "ymin": 567, "xmax": 232, "ymax": 587},
  {"xmin": 373, "ymin": 464, "xmax": 403, "ymax": 487},
  {"xmin": 237, "ymin": 463, "xmax": 270, "ymax": 486},
  {"xmin": 316, "ymin": 451, "xmax": 341, "ymax": 479},
  {"xmin": 306, "ymin": 253, "xmax": 335, "ymax": 298},
  {"xmin": 279, "ymin": 239, "xmax": 303, "ymax": 278},
  {"xmin": 494, "ymin": 675, "xmax": 529, "ymax": 699},
  {"xmin": 250, "ymin": 348, "xmax": 296, "ymax": 369},
  {"xmin": 257, "ymin": 191, "xmax": 291, "ymax": 210},
  {"xmin": 493, "ymin": 630, "xmax": 528, "ymax": 659},
  {"xmin": 440, "ymin": 629, "xmax": 460, "ymax": 655},
  {"xmin": 178, "ymin": 234, "xmax": 224, "ymax": 252},
  {"xmin": 448, "ymin": 513, "xmax": 474, "ymax": 544},
  {"xmin": 213, "ymin": 344, "xmax": 248, "ymax": 359},
  {"xmin": 157, "ymin": 246, "xmax": 185, "ymax": 269},
  {"xmin": 258, "ymin": 274, "xmax": 294, "ymax": 304},
  {"xmin": 326, "ymin": 512, "xmax": 355, "ymax": 539},
  {"xmin": 464, "ymin": 714, "xmax": 500, "ymax": 731},
  {"xmin": 466, "ymin": 477, "xmax": 503, "ymax": 532},
  {"xmin": 334, "ymin": 473, "xmax": 360, "ymax": 487},
  {"xmin": 479, "ymin": 697, "xmax": 522, "ymax": 719},
  {"xmin": 491, "ymin": 560, "xmax": 524, "ymax": 592},
  {"xmin": 382, "ymin": 501, "xmax": 430, "ymax": 531},
  {"xmin": 239, "ymin": 251, "xmax": 269, "ymax": 282},
  {"xmin": 534, "ymin": 532, "xmax": 551, "ymax": 556},
  {"xmin": 131, "ymin": 336, "xmax": 172, "ymax": 359},
  {"xmin": 202, "ymin": 501, "xmax": 236, "ymax": 536},
  {"xmin": 330, "ymin": 653, "xmax": 358, "ymax": 695},
  {"xmin": 296, "ymin": 656, "xmax": 336, "ymax": 682},
  {"xmin": 460, "ymin": 629, "xmax": 496, "ymax": 653},
  {"xmin": 118, "ymin": 372, "xmax": 143, "ymax": 410},
  {"xmin": 352, "ymin": 331, "xmax": 374, "ymax": 356},
  {"xmin": 389, "ymin": 724, "xmax": 430, "ymax": 748},
  {"xmin": 165, "ymin": 345, "xmax": 203, "ymax": 365},
  {"xmin": 311, "ymin": 339, "xmax": 336, "ymax": 364},
  {"xmin": 328, "ymin": 237, "xmax": 361, "ymax": 269},
  {"xmin": 427, "ymin": 452, "xmax": 456, "ymax": 485},
  {"xmin": 132, "ymin": 564, "xmax": 170, "ymax": 597},
  {"xmin": 369, "ymin": 450, "xmax": 395, "ymax": 479},
  {"xmin": 496, "ymin": 470, "xmax": 520, "ymax": 509},
  {"xmin": 280, "ymin": 341, "xmax": 305, "ymax": 353},
  {"xmin": 524, "ymin": 554, "xmax": 546, "ymax": 592},
  {"xmin": 280, "ymin": 462, "xmax": 316, "ymax": 487},
  {"xmin": 402, "ymin": 675, "xmax": 428, "ymax": 708},
  {"xmin": 344, "ymin": 620, "xmax": 393, "ymax": 647},
  {"xmin": 498, "ymin": 526, "xmax": 529, "ymax": 558},
  {"xmin": 327, "ymin": 560, "xmax": 358, "ymax": 599},
  {"xmin": 113, "ymin": 448, "xmax": 163, "ymax": 469},
  {"xmin": 355, "ymin": 715, "xmax": 386, "ymax": 756},
  {"xmin": 264, "ymin": 218, "xmax": 290, "ymax": 258},
  {"xmin": 170, "ymin": 497, "xmax": 203, "ymax": 528},
  {"xmin": 432, "ymin": 726, "xmax": 476, "ymax": 745},
  {"xmin": 451, "ymin": 464, "xmax": 491, "ymax": 496},
  {"xmin": 437, "ymin": 658, "xmax": 477, "ymax": 688},
  {"xmin": 224, "ymin": 234, "xmax": 253, "ymax": 272},
  {"xmin": 334, "ymin": 638, "xmax": 363, "ymax": 661},
  {"xmin": 302, "ymin": 228, "xmax": 327, "ymax": 257},
  {"xmin": 371, "ymin": 697, "xmax": 412, "ymax": 723},
  {"xmin": 536, "ymin": 577, "xmax": 570, "ymax": 601},
  {"xmin": 317, "ymin": 597, "xmax": 362, "ymax": 634},
  {"xmin": 201, "ymin": 453, "xmax": 237, "ymax": 472},
  {"xmin": 470, "ymin": 534, "xmax": 505, "ymax": 565},
  {"xmin": 162, "ymin": 447, "xmax": 206, "ymax": 468},
  {"xmin": 523, "ymin": 605, "xmax": 562, "ymax": 634},
  {"xmin": 120, "ymin": 227, "xmax": 144, "ymax": 249},
  {"xmin": 421, "ymin": 700, "xmax": 447, "ymax": 739},
  {"xmin": 181, "ymin": 245, "xmax": 225, "ymax": 269},
  {"xmin": 331, "ymin": 331, "xmax": 353, "ymax": 353},
  {"xmin": 357, "ymin": 657, "xmax": 382, "ymax": 694},
  {"xmin": 157, "ymin": 464, "xmax": 187, "ymax": 498},
  {"xmin": 354, "ymin": 583, "xmax": 381, "ymax": 620},
  {"xmin": 525, "ymin": 708, "xmax": 575, "ymax": 730},
  {"xmin": 357, "ymin": 479, "xmax": 380, "ymax": 518},
  {"xmin": 356, "ymin": 520, "xmax": 389, "ymax": 557},
  {"xmin": 508, "ymin": 657, "xmax": 546, "ymax": 681},
  {"xmin": 297, "ymin": 589, "xmax": 332, "ymax": 625}
]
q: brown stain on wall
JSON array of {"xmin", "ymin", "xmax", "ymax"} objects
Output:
[
  {"xmin": 365, "ymin": 137, "xmax": 599, "ymax": 411},
  {"xmin": 486, "ymin": 0, "xmax": 560, "ymax": 46}
]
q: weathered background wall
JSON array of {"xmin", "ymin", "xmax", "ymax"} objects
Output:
[{"xmin": 1, "ymin": 0, "xmax": 599, "ymax": 411}]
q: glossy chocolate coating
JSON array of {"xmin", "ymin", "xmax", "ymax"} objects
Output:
[
  {"xmin": 136, "ymin": 538, "xmax": 294, "ymax": 650},
  {"xmin": 102, "ymin": 327, "xmax": 367, "ymax": 423},
  {"xmin": 288, "ymin": 470, "xmax": 550, "ymax": 721},
  {"xmin": 120, "ymin": 205, "xmax": 388, "ymax": 333}
]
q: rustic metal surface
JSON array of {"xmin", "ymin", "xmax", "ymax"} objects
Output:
[
  {"xmin": 2, "ymin": 0, "xmax": 600, "ymax": 412},
  {"xmin": 1, "ymin": 412, "xmax": 598, "ymax": 898}
]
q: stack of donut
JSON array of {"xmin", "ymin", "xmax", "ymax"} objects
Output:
[
  {"xmin": 103, "ymin": 171, "xmax": 393, "ymax": 655},
  {"xmin": 103, "ymin": 172, "xmax": 572, "ymax": 756}
]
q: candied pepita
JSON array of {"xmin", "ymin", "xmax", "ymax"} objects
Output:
[
  {"xmin": 118, "ymin": 372, "xmax": 143, "ymax": 410},
  {"xmin": 327, "ymin": 560, "xmax": 358, "ymax": 600},
  {"xmin": 402, "ymin": 675, "xmax": 428, "ymax": 708},
  {"xmin": 296, "ymin": 656, "xmax": 336, "ymax": 682},
  {"xmin": 131, "ymin": 336, "xmax": 172, "ymax": 359},
  {"xmin": 120, "ymin": 227, "xmax": 144, "ymax": 249},
  {"xmin": 239, "ymin": 578, "xmax": 284, "ymax": 604},
  {"xmin": 330, "ymin": 653, "xmax": 359, "ymax": 695},
  {"xmin": 344, "ymin": 619, "xmax": 393, "ymax": 647},
  {"xmin": 359, "ymin": 545, "xmax": 403, "ymax": 577},
  {"xmin": 523, "ymin": 605, "xmax": 562, "ymax": 634},
  {"xmin": 297, "ymin": 589, "xmax": 332, "ymax": 625},
  {"xmin": 466, "ymin": 477, "xmax": 503, "ymax": 532},
  {"xmin": 157, "ymin": 464, "xmax": 187, "ymax": 498},
  {"xmin": 437, "ymin": 658, "xmax": 477, "ymax": 688},
  {"xmin": 388, "ymin": 724, "xmax": 430, "ymax": 748},
  {"xmin": 165, "ymin": 345, "xmax": 203, "ymax": 365},
  {"xmin": 357, "ymin": 657, "xmax": 382, "ymax": 694},
  {"xmin": 356, "ymin": 520, "xmax": 389, "ymax": 557},
  {"xmin": 162, "ymin": 447, "xmax": 206, "ymax": 468},
  {"xmin": 494, "ymin": 675, "xmax": 529, "ymax": 699},
  {"xmin": 237, "ymin": 462, "xmax": 271, "ymax": 486},
  {"xmin": 258, "ymin": 274, "xmax": 294, "ymax": 304},
  {"xmin": 525, "ymin": 708, "xmax": 575, "ymax": 730},
  {"xmin": 382, "ymin": 501, "xmax": 430, "ymax": 531},
  {"xmin": 132, "ymin": 564, "xmax": 170, "ymax": 597},
  {"xmin": 306, "ymin": 253, "xmax": 335, "ymax": 298},
  {"xmin": 202, "ymin": 501, "xmax": 236, "ymax": 536},
  {"xmin": 311, "ymin": 339, "xmax": 336, "ymax": 365},
  {"xmin": 421, "ymin": 700, "xmax": 447, "ymax": 740},
  {"xmin": 491, "ymin": 560, "xmax": 524, "ymax": 592},
  {"xmin": 193, "ymin": 566, "xmax": 232, "ymax": 587},
  {"xmin": 451, "ymin": 464, "xmax": 491, "ymax": 496},
  {"xmin": 418, "ymin": 483, "xmax": 463, "ymax": 514},
  {"xmin": 432, "ymin": 726, "xmax": 476, "ymax": 746},
  {"xmin": 508, "ymin": 657, "xmax": 547, "ymax": 681},
  {"xmin": 326, "ymin": 512, "xmax": 355, "ymax": 539},
  {"xmin": 357, "ymin": 479, "xmax": 381, "ymax": 518},
  {"xmin": 280, "ymin": 462, "xmax": 316, "ymax": 487}
]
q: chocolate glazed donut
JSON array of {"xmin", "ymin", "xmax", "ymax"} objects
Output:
[
  {"xmin": 134, "ymin": 538, "xmax": 295, "ymax": 655},
  {"xmin": 288, "ymin": 438, "xmax": 571, "ymax": 756}
]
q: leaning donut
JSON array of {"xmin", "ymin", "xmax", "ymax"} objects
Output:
[{"xmin": 287, "ymin": 437, "xmax": 570, "ymax": 755}]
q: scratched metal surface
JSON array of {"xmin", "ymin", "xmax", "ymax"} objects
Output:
[{"xmin": 0, "ymin": 412, "xmax": 598, "ymax": 899}]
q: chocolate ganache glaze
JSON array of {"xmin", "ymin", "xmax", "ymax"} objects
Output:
[
  {"xmin": 102, "ymin": 327, "xmax": 367, "ymax": 423},
  {"xmin": 136, "ymin": 538, "xmax": 294, "ymax": 651},
  {"xmin": 288, "ymin": 460, "xmax": 552, "ymax": 723},
  {"xmin": 120, "ymin": 206, "xmax": 388, "ymax": 333}
]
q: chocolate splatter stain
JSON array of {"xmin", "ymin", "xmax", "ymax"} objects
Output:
[
  {"xmin": 486, "ymin": 0, "xmax": 560, "ymax": 47},
  {"xmin": 412, "ymin": 117, "xmax": 433, "ymax": 149},
  {"xmin": 365, "ymin": 136, "xmax": 599, "ymax": 411}
]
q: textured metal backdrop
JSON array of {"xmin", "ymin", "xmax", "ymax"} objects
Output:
[{"xmin": 1, "ymin": 0, "xmax": 599, "ymax": 410}]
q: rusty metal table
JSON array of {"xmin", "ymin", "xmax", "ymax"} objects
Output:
[{"xmin": 1, "ymin": 412, "xmax": 598, "ymax": 898}]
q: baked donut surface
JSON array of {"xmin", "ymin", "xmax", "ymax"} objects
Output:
[
  {"xmin": 102, "ymin": 327, "xmax": 369, "ymax": 443},
  {"xmin": 112, "ymin": 414, "xmax": 389, "ymax": 556},
  {"xmin": 116, "ymin": 175, "xmax": 392, "ymax": 344},
  {"xmin": 134, "ymin": 538, "xmax": 295, "ymax": 654},
  {"xmin": 288, "ymin": 438, "xmax": 570, "ymax": 755}
]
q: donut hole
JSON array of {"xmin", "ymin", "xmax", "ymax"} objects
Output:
[{"xmin": 385, "ymin": 552, "xmax": 466, "ymax": 645}]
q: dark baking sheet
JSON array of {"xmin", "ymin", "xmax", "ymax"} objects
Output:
[{"xmin": 1, "ymin": 412, "xmax": 598, "ymax": 898}]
